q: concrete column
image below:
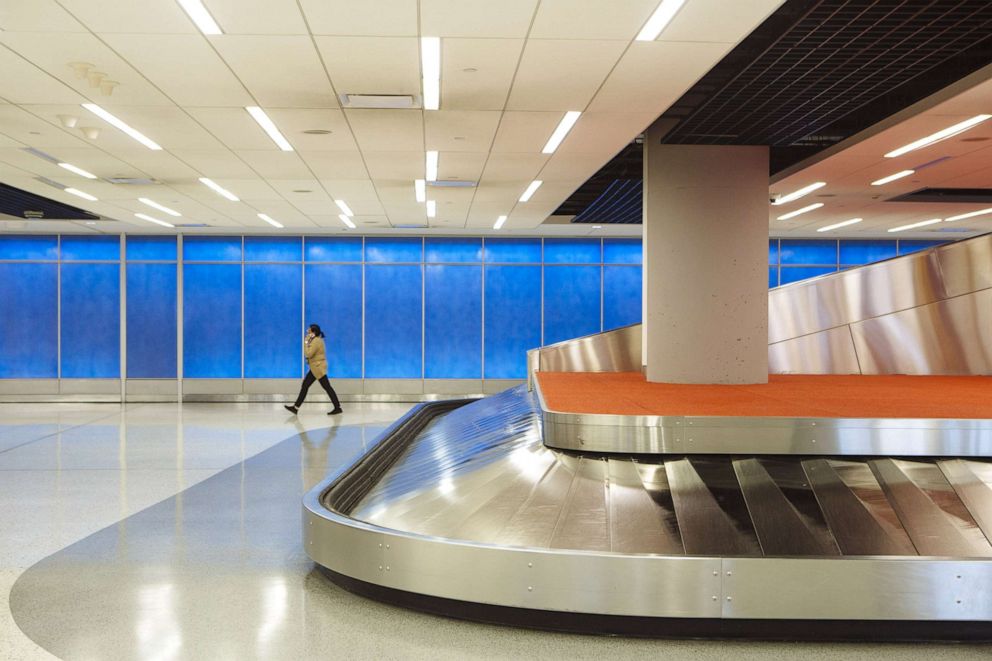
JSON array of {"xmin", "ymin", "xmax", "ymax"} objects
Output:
[{"xmin": 642, "ymin": 132, "xmax": 769, "ymax": 384}]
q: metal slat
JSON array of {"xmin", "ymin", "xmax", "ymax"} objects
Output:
[
  {"xmin": 869, "ymin": 459, "xmax": 992, "ymax": 557},
  {"xmin": 609, "ymin": 459, "xmax": 684, "ymax": 554},
  {"xmin": 938, "ymin": 459, "xmax": 992, "ymax": 548},
  {"xmin": 494, "ymin": 458, "xmax": 575, "ymax": 548},
  {"xmin": 734, "ymin": 459, "xmax": 840, "ymax": 556},
  {"xmin": 803, "ymin": 459, "xmax": 917, "ymax": 556},
  {"xmin": 665, "ymin": 458, "xmax": 761, "ymax": 556},
  {"xmin": 549, "ymin": 457, "xmax": 610, "ymax": 551}
]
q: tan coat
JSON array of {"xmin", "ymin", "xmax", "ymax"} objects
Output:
[{"xmin": 305, "ymin": 336, "xmax": 328, "ymax": 379}]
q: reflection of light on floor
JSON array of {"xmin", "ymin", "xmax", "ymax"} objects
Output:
[
  {"xmin": 257, "ymin": 577, "xmax": 288, "ymax": 647},
  {"xmin": 510, "ymin": 446, "xmax": 552, "ymax": 482},
  {"xmin": 437, "ymin": 477, "xmax": 455, "ymax": 495},
  {"xmin": 136, "ymin": 583, "xmax": 182, "ymax": 661}
]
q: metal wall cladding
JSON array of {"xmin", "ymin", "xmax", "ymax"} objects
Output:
[
  {"xmin": 535, "ymin": 323, "xmax": 641, "ymax": 374},
  {"xmin": 767, "ymin": 325, "xmax": 861, "ymax": 375}
]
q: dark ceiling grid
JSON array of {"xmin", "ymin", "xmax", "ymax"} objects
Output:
[
  {"xmin": 0, "ymin": 183, "xmax": 100, "ymax": 221},
  {"xmin": 557, "ymin": 0, "xmax": 992, "ymax": 223}
]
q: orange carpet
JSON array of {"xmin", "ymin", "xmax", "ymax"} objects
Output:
[{"xmin": 536, "ymin": 372, "xmax": 992, "ymax": 419}]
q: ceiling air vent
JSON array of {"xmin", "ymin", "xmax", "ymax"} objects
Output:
[
  {"xmin": 888, "ymin": 188, "xmax": 992, "ymax": 204},
  {"xmin": 428, "ymin": 180, "xmax": 476, "ymax": 188},
  {"xmin": 106, "ymin": 177, "xmax": 160, "ymax": 185},
  {"xmin": 339, "ymin": 94, "xmax": 418, "ymax": 109}
]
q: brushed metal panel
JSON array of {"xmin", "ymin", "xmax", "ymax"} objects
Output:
[
  {"xmin": 768, "ymin": 326, "xmax": 861, "ymax": 374},
  {"xmin": 0, "ymin": 379, "xmax": 59, "ymax": 395},
  {"xmin": 363, "ymin": 378, "xmax": 423, "ymax": 394},
  {"xmin": 536, "ymin": 323, "xmax": 641, "ymax": 373},
  {"xmin": 851, "ymin": 289, "xmax": 992, "ymax": 374},
  {"xmin": 935, "ymin": 233, "xmax": 992, "ymax": 298},
  {"xmin": 722, "ymin": 558, "xmax": 992, "ymax": 620},
  {"xmin": 181, "ymin": 378, "xmax": 243, "ymax": 394},
  {"xmin": 768, "ymin": 250, "xmax": 944, "ymax": 344},
  {"xmin": 124, "ymin": 379, "xmax": 177, "ymax": 395},
  {"xmin": 939, "ymin": 459, "xmax": 992, "ymax": 546},
  {"xmin": 243, "ymin": 378, "xmax": 299, "ymax": 394},
  {"xmin": 549, "ymin": 457, "xmax": 609, "ymax": 551},
  {"xmin": 423, "ymin": 378, "xmax": 483, "ymax": 395},
  {"xmin": 608, "ymin": 459, "xmax": 684, "ymax": 554},
  {"xmin": 483, "ymin": 379, "xmax": 526, "ymax": 394},
  {"xmin": 59, "ymin": 379, "xmax": 121, "ymax": 394},
  {"xmin": 869, "ymin": 459, "xmax": 992, "ymax": 557}
]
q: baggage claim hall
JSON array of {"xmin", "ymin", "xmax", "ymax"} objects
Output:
[{"xmin": 1, "ymin": 1, "xmax": 992, "ymax": 659}]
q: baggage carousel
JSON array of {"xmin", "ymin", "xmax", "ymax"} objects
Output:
[{"xmin": 304, "ymin": 235, "xmax": 992, "ymax": 640}]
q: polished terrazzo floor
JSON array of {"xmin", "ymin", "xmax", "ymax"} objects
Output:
[{"xmin": 1, "ymin": 402, "xmax": 990, "ymax": 660}]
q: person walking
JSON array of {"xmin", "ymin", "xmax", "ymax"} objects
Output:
[{"xmin": 285, "ymin": 324, "xmax": 343, "ymax": 415}]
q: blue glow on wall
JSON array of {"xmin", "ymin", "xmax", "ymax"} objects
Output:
[
  {"xmin": 780, "ymin": 265, "xmax": 837, "ymax": 285},
  {"xmin": 899, "ymin": 240, "xmax": 945, "ymax": 255},
  {"xmin": 544, "ymin": 265, "xmax": 600, "ymax": 345},
  {"xmin": 305, "ymin": 237, "xmax": 363, "ymax": 262},
  {"xmin": 61, "ymin": 263, "xmax": 120, "ymax": 378},
  {"xmin": 244, "ymin": 264, "xmax": 302, "ymax": 378},
  {"xmin": 244, "ymin": 236, "xmax": 302, "ymax": 263},
  {"xmin": 544, "ymin": 238, "xmax": 601, "ymax": 264},
  {"xmin": 425, "ymin": 265, "xmax": 481, "ymax": 378},
  {"xmin": 365, "ymin": 237, "xmax": 422, "ymax": 263},
  {"xmin": 840, "ymin": 240, "xmax": 897, "ymax": 265},
  {"xmin": 603, "ymin": 239, "xmax": 642, "ymax": 264},
  {"xmin": 304, "ymin": 265, "xmax": 362, "ymax": 378},
  {"xmin": 127, "ymin": 236, "xmax": 177, "ymax": 261},
  {"xmin": 0, "ymin": 263, "xmax": 58, "ymax": 378},
  {"xmin": 484, "ymin": 238, "xmax": 541, "ymax": 263},
  {"xmin": 183, "ymin": 264, "xmax": 241, "ymax": 378},
  {"xmin": 364, "ymin": 264, "xmax": 422, "ymax": 378},
  {"xmin": 425, "ymin": 237, "xmax": 482, "ymax": 263},
  {"xmin": 0, "ymin": 235, "xmax": 58, "ymax": 260},
  {"xmin": 126, "ymin": 263, "xmax": 177, "ymax": 378},
  {"xmin": 484, "ymin": 265, "xmax": 540, "ymax": 379},
  {"xmin": 183, "ymin": 236, "xmax": 242, "ymax": 262},
  {"xmin": 61, "ymin": 235, "xmax": 119, "ymax": 261},
  {"xmin": 779, "ymin": 240, "xmax": 837, "ymax": 265},
  {"xmin": 604, "ymin": 266, "xmax": 641, "ymax": 330}
]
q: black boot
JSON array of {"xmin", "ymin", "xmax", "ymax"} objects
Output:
[
  {"xmin": 284, "ymin": 405, "xmax": 298, "ymax": 414},
  {"xmin": 328, "ymin": 407, "xmax": 343, "ymax": 415}
]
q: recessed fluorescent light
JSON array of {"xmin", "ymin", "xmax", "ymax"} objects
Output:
[
  {"xmin": 635, "ymin": 0, "xmax": 686, "ymax": 41},
  {"xmin": 257, "ymin": 213, "xmax": 283, "ymax": 229},
  {"xmin": 81, "ymin": 103, "xmax": 161, "ymax": 150},
  {"xmin": 884, "ymin": 115, "xmax": 992, "ymax": 158},
  {"xmin": 64, "ymin": 187, "xmax": 97, "ymax": 201},
  {"xmin": 426, "ymin": 151, "xmax": 438, "ymax": 182},
  {"xmin": 245, "ymin": 106, "xmax": 293, "ymax": 151},
  {"xmin": 519, "ymin": 180, "xmax": 542, "ymax": 202},
  {"xmin": 135, "ymin": 212, "xmax": 174, "ymax": 228},
  {"xmin": 57, "ymin": 162, "xmax": 97, "ymax": 179},
  {"xmin": 888, "ymin": 218, "xmax": 942, "ymax": 233},
  {"xmin": 592, "ymin": 225, "xmax": 602, "ymax": 229},
  {"xmin": 138, "ymin": 197, "xmax": 181, "ymax": 217},
  {"xmin": 542, "ymin": 111, "xmax": 581, "ymax": 154},
  {"xmin": 338, "ymin": 214, "xmax": 355, "ymax": 229},
  {"xmin": 817, "ymin": 217, "xmax": 863, "ymax": 232},
  {"xmin": 198, "ymin": 177, "xmax": 239, "ymax": 202},
  {"xmin": 334, "ymin": 199, "xmax": 353, "ymax": 216},
  {"xmin": 771, "ymin": 182, "xmax": 826, "ymax": 205},
  {"xmin": 176, "ymin": 0, "xmax": 222, "ymax": 35},
  {"xmin": 426, "ymin": 200, "xmax": 436, "ymax": 218},
  {"xmin": 421, "ymin": 37, "xmax": 441, "ymax": 111},
  {"xmin": 493, "ymin": 215, "xmax": 507, "ymax": 230},
  {"xmin": 776, "ymin": 203, "xmax": 823, "ymax": 220},
  {"xmin": 871, "ymin": 170, "xmax": 915, "ymax": 186},
  {"xmin": 414, "ymin": 179, "xmax": 426, "ymax": 202},
  {"xmin": 945, "ymin": 207, "xmax": 992, "ymax": 222}
]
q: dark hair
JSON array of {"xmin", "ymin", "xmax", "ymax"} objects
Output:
[{"xmin": 309, "ymin": 324, "xmax": 324, "ymax": 338}]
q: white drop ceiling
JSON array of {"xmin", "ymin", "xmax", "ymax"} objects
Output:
[
  {"xmin": 769, "ymin": 66, "xmax": 992, "ymax": 240},
  {"xmin": 0, "ymin": 0, "xmax": 782, "ymax": 235}
]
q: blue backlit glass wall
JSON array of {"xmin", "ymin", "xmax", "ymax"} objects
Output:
[
  {"xmin": 126, "ymin": 236, "xmax": 177, "ymax": 378},
  {"xmin": 769, "ymin": 238, "xmax": 947, "ymax": 287},
  {"xmin": 60, "ymin": 236, "xmax": 120, "ymax": 378},
  {"xmin": 0, "ymin": 236, "xmax": 58, "ymax": 378}
]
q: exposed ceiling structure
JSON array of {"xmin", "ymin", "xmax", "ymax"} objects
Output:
[
  {"xmin": 558, "ymin": 0, "xmax": 992, "ymax": 232},
  {"xmin": 0, "ymin": 0, "xmax": 782, "ymax": 235}
]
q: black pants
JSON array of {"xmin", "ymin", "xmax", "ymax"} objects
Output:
[{"xmin": 294, "ymin": 371, "xmax": 341, "ymax": 409}]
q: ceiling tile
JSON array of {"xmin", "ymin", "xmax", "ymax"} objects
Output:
[
  {"xmin": 103, "ymin": 34, "xmax": 252, "ymax": 107},
  {"xmin": 300, "ymin": 0, "xmax": 417, "ymax": 36},
  {"xmin": 212, "ymin": 36, "xmax": 337, "ymax": 108},
  {"xmin": 187, "ymin": 107, "xmax": 275, "ymax": 150},
  {"xmin": 318, "ymin": 178, "xmax": 378, "ymax": 200},
  {"xmin": 479, "ymin": 152, "xmax": 548, "ymax": 182},
  {"xmin": 315, "ymin": 37, "xmax": 419, "ymax": 97},
  {"xmin": 557, "ymin": 112, "xmax": 656, "ymax": 153},
  {"xmin": 491, "ymin": 111, "xmax": 563, "ymax": 152},
  {"xmin": 441, "ymin": 38, "xmax": 523, "ymax": 111},
  {"xmin": 0, "ymin": 105, "xmax": 90, "ymax": 149},
  {"xmin": 529, "ymin": 0, "xmax": 658, "ymax": 40},
  {"xmin": 345, "ymin": 109, "xmax": 423, "ymax": 152},
  {"xmin": 506, "ymin": 39, "xmax": 627, "ymax": 111},
  {"xmin": 57, "ymin": 0, "xmax": 195, "ymax": 33},
  {"xmin": 171, "ymin": 149, "xmax": 257, "ymax": 178},
  {"xmin": 265, "ymin": 109, "xmax": 357, "ymax": 151},
  {"xmin": 362, "ymin": 151, "xmax": 423, "ymax": 180},
  {"xmin": 0, "ymin": 46, "xmax": 84, "ymax": 105},
  {"xmin": 425, "ymin": 110, "xmax": 501, "ymax": 152},
  {"xmin": 659, "ymin": 0, "xmax": 783, "ymax": 44},
  {"xmin": 539, "ymin": 151, "xmax": 614, "ymax": 181},
  {"xmin": 435, "ymin": 152, "xmax": 487, "ymax": 183},
  {"xmin": 0, "ymin": 0, "xmax": 87, "ymax": 32},
  {"xmin": 234, "ymin": 150, "xmax": 313, "ymax": 178},
  {"xmin": 204, "ymin": 0, "xmax": 308, "ymax": 35},
  {"xmin": 421, "ymin": 0, "xmax": 538, "ymax": 38},
  {"xmin": 298, "ymin": 151, "xmax": 368, "ymax": 179}
]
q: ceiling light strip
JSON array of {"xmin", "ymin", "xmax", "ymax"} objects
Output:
[
  {"xmin": 542, "ymin": 111, "xmax": 581, "ymax": 154},
  {"xmin": 245, "ymin": 106, "xmax": 293, "ymax": 151},
  {"xmin": 871, "ymin": 170, "xmax": 915, "ymax": 186},
  {"xmin": 493, "ymin": 215, "xmax": 507, "ymax": 230},
  {"xmin": 426, "ymin": 200, "xmax": 436, "ymax": 218},
  {"xmin": 945, "ymin": 208, "xmax": 992, "ymax": 222},
  {"xmin": 176, "ymin": 0, "xmax": 222, "ymax": 35},
  {"xmin": 338, "ymin": 214, "xmax": 356, "ymax": 229},
  {"xmin": 58, "ymin": 162, "xmax": 97, "ymax": 179},
  {"xmin": 334, "ymin": 199, "xmax": 354, "ymax": 216},
  {"xmin": 635, "ymin": 0, "xmax": 686, "ymax": 41},
  {"xmin": 139, "ymin": 197, "xmax": 181, "ymax": 217},
  {"xmin": 421, "ymin": 37, "xmax": 441, "ymax": 111},
  {"xmin": 81, "ymin": 103, "xmax": 162, "ymax": 150},
  {"xmin": 64, "ymin": 187, "xmax": 97, "ymax": 201},
  {"xmin": 414, "ymin": 179, "xmax": 426, "ymax": 203},
  {"xmin": 776, "ymin": 202, "xmax": 823, "ymax": 220},
  {"xmin": 772, "ymin": 182, "xmax": 825, "ymax": 205},
  {"xmin": 817, "ymin": 217, "xmax": 862, "ymax": 232},
  {"xmin": 426, "ymin": 151, "xmax": 438, "ymax": 182},
  {"xmin": 135, "ymin": 212, "xmax": 174, "ymax": 228},
  {"xmin": 888, "ymin": 218, "xmax": 942, "ymax": 233},
  {"xmin": 257, "ymin": 213, "xmax": 283, "ymax": 228},
  {"xmin": 199, "ymin": 177, "xmax": 239, "ymax": 201},
  {"xmin": 519, "ymin": 180, "xmax": 542, "ymax": 202},
  {"xmin": 884, "ymin": 115, "xmax": 992, "ymax": 158}
]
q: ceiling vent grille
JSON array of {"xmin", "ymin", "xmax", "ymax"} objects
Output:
[
  {"xmin": 0, "ymin": 182, "xmax": 100, "ymax": 220},
  {"xmin": 339, "ymin": 94, "xmax": 418, "ymax": 109}
]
